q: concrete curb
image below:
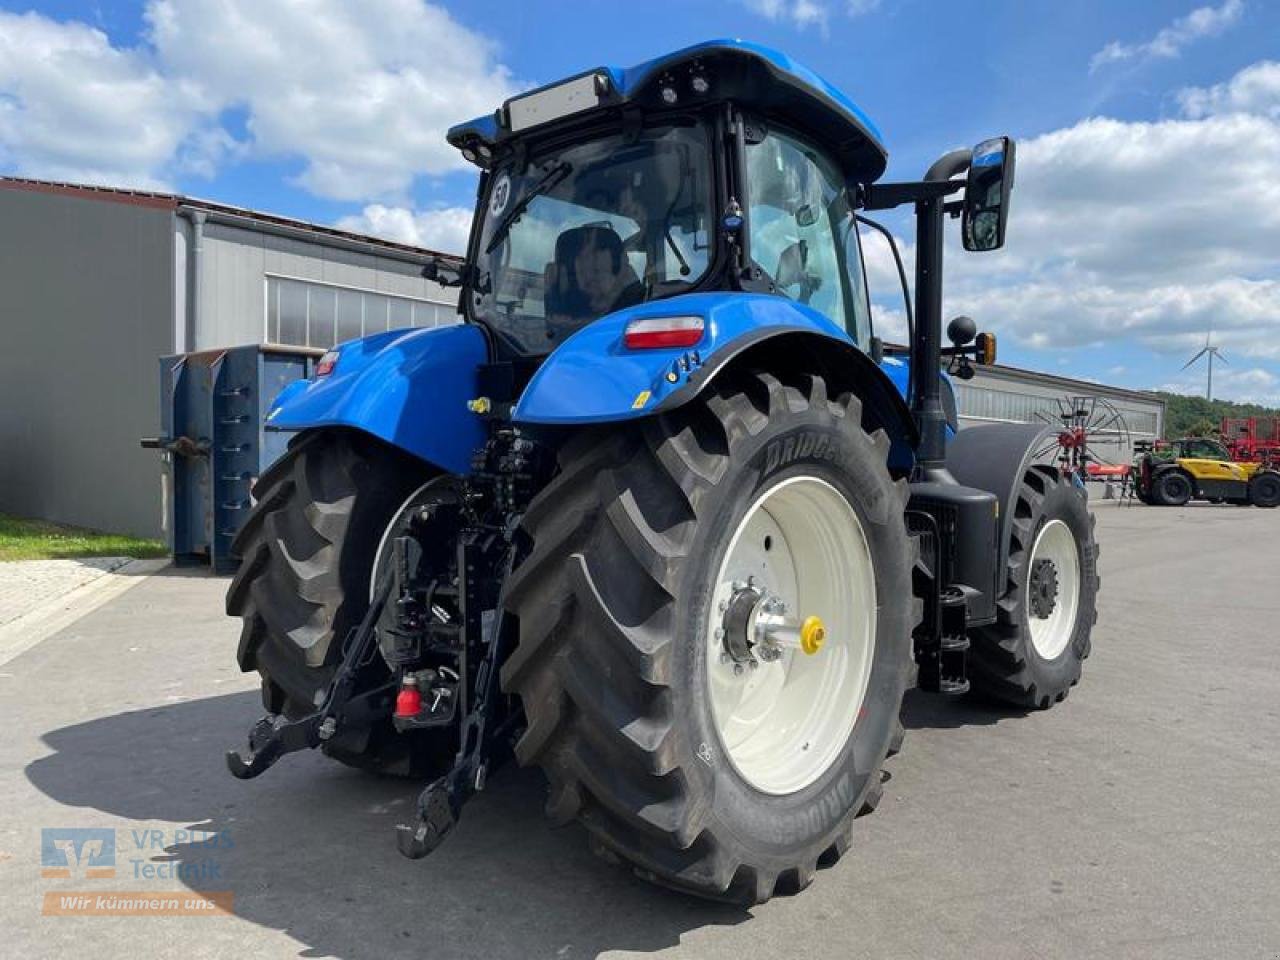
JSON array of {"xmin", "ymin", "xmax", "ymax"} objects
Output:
[{"xmin": 0, "ymin": 557, "xmax": 169, "ymax": 667}]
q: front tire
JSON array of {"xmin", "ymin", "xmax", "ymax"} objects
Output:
[
  {"xmin": 1249, "ymin": 471, "xmax": 1280, "ymax": 508},
  {"xmin": 968, "ymin": 466, "xmax": 1100, "ymax": 709},
  {"xmin": 502, "ymin": 372, "xmax": 916, "ymax": 903},
  {"xmin": 1152, "ymin": 469, "xmax": 1193, "ymax": 506}
]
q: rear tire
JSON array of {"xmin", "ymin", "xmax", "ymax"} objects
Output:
[
  {"xmin": 1249, "ymin": 471, "xmax": 1280, "ymax": 508},
  {"xmin": 502, "ymin": 372, "xmax": 917, "ymax": 903},
  {"xmin": 226, "ymin": 429, "xmax": 444, "ymax": 775},
  {"xmin": 968, "ymin": 467, "xmax": 1099, "ymax": 709}
]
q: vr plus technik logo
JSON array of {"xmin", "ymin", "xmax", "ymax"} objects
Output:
[
  {"xmin": 41, "ymin": 828, "xmax": 116, "ymax": 880},
  {"xmin": 39, "ymin": 827, "xmax": 236, "ymax": 917}
]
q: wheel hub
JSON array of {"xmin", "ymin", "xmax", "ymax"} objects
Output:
[
  {"xmin": 719, "ymin": 582, "xmax": 828, "ymax": 667},
  {"xmin": 1029, "ymin": 557, "xmax": 1059, "ymax": 619}
]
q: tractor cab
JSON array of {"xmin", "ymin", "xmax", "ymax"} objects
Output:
[
  {"xmin": 446, "ymin": 41, "xmax": 888, "ymax": 361},
  {"xmin": 1175, "ymin": 437, "xmax": 1231, "ymax": 461}
]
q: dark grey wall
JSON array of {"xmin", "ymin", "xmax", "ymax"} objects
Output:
[{"xmin": 0, "ymin": 188, "xmax": 174, "ymax": 538}]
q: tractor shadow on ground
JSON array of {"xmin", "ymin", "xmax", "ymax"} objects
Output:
[
  {"xmin": 26, "ymin": 691, "xmax": 747, "ymax": 959},
  {"xmin": 899, "ymin": 687, "xmax": 1031, "ymax": 730}
]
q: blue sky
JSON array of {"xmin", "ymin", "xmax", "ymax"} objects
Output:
[{"xmin": 2, "ymin": 0, "xmax": 1278, "ymax": 403}]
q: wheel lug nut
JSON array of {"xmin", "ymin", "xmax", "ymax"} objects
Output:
[{"xmin": 733, "ymin": 664, "xmax": 744, "ymax": 676}]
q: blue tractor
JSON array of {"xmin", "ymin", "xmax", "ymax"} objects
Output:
[{"xmin": 226, "ymin": 40, "xmax": 1099, "ymax": 902}]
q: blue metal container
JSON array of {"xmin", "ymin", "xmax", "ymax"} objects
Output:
[{"xmin": 146, "ymin": 344, "xmax": 321, "ymax": 572}]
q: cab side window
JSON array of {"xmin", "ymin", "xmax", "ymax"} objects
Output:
[
  {"xmin": 1185, "ymin": 439, "xmax": 1228, "ymax": 461},
  {"xmin": 745, "ymin": 129, "xmax": 871, "ymax": 345}
]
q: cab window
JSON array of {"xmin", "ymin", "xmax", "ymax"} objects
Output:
[
  {"xmin": 745, "ymin": 128, "xmax": 871, "ymax": 345},
  {"xmin": 1184, "ymin": 439, "xmax": 1229, "ymax": 461}
]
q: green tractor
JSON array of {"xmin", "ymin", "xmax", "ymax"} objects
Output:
[{"xmin": 225, "ymin": 40, "xmax": 1100, "ymax": 902}]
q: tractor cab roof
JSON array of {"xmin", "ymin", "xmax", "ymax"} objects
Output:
[{"xmin": 448, "ymin": 39, "xmax": 888, "ymax": 182}]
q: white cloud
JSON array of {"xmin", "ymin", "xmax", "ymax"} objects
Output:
[
  {"xmin": 336, "ymin": 203, "xmax": 472, "ymax": 253},
  {"xmin": 950, "ymin": 276, "xmax": 1280, "ymax": 359},
  {"xmin": 146, "ymin": 0, "xmax": 518, "ymax": 201},
  {"xmin": 738, "ymin": 0, "xmax": 881, "ymax": 31},
  {"xmin": 981, "ymin": 112, "xmax": 1280, "ymax": 287},
  {"xmin": 939, "ymin": 64, "xmax": 1280, "ymax": 374},
  {"xmin": 0, "ymin": 10, "xmax": 208, "ymax": 188},
  {"xmin": 1090, "ymin": 0, "xmax": 1243, "ymax": 72},
  {"xmin": 1159, "ymin": 366, "xmax": 1280, "ymax": 407},
  {"xmin": 741, "ymin": 0, "xmax": 830, "ymax": 31},
  {"xmin": 1177, "ymin": 59, "xmax": 1280, "ymax": 118},
  {"xmin": 852, "ymin": 59, "xmax": 1280, "ymax": 407},
  {"xmin": 0, "ymin": 1, "xmax": 517, "ymax": 202}
]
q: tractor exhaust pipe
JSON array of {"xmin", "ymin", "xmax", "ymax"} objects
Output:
[{"xmin": 910, "ymin": 149, "xmax": 972, "ymax": 481}]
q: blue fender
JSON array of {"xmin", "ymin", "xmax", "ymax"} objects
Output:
[
  {"xmin": 515, "ymin": 292, "xmax": 895, "ymax": 423},
  {"xmin": 265, "ymin": 324, "xmax": 489, "ymax": 475}
]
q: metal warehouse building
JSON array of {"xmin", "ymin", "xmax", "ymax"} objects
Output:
[
  {"xmin": 0, "ymin": 176, "xmax": 1163, "ymax": 542},
  {"xmin": 0, "ymin": 177, "xmax": 460, "ymax": 538}
]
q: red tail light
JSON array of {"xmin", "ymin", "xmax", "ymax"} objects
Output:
[
  {"xmin": 315, "ymin": 350, "xmax": 339, "ymax": 377},
  {"xmin": 623, "ymin": 316, "xmax": 705, "ymax": 350}
]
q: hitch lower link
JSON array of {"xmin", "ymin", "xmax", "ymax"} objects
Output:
[
  {"xmin": 225, "ymin": 578, "xmax": 391, "ymax": 780},
  {"xmin": 225, "ymin": 546, "xmax": 516, "ymax": 863}
]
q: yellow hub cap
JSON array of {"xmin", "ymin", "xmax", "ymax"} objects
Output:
[{"xmin": 800, "ymin": 615, "xmax": 826, "ymax": 655}]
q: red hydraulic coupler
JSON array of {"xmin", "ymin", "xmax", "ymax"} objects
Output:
[{"xmin": 394, "ymin": 675, "xmax": 422, "ymax": 719}]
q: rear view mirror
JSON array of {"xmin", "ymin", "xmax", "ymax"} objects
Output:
[
  {"xmin": 423, "ymin": 256, "xmax": 465, "ymax": 288},
  {"xmin": 962, "ymin": 137, "xmax": 1016, "ymax": 252}
]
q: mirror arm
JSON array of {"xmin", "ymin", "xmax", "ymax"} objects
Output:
[
  {"xmin": 423, "ymin": 255, "xmax": 468, "ymax": 288},
  {"xmin": 860, "ymin": 179, "xmax": 962, "ymax": 211}
]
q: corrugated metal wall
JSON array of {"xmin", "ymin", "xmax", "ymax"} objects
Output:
[
  {"xmin": 185, "ymin": 220, "xmax": 459, "ymax": 350},
  {"xmin": 0, "ymin": 188, "xmax": 461, "ymax": 539},
  {"xmin": 0, "ymin": 189, "xmax": 175, "ymax": 537}
]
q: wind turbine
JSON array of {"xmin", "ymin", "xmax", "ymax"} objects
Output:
[{"xmin": 1181, "ymin": 331, "xmax": 1227, "ymax": 401}]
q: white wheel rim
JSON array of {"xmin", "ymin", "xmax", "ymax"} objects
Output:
[
  {"xmin": 1026, "ymin": 519, "xmax": 1081, "ymax": 660},
  {"xmin": 706, "ymin": 476, "xmax": 876, "ymax": 796}
]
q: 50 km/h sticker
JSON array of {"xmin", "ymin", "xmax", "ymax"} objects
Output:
[{"xmin": 489, "ymin": 175, "xmax": 511, "ymax": 217}]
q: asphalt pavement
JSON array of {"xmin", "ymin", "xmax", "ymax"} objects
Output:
[{"xmin": 2, "ymin": 497, "xmax": 1278, "ymax": 959}]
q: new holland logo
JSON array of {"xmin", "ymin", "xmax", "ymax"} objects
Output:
[{"xmin": 41, "ymin": 828, "xmax": 117, "ymax": 880}]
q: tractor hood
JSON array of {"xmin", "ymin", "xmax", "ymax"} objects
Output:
[{"xmin": 448, "ymin": 39, "xmax": 888, "ymax": 182}]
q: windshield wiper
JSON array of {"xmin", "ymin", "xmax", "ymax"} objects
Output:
[
  {"xmin": 484, "ymin": 161, "xmax": 573, "ymax": 255},
  {"xmin": 664, "ymin": 228, "xmax": 691, "ymax": 277}
]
